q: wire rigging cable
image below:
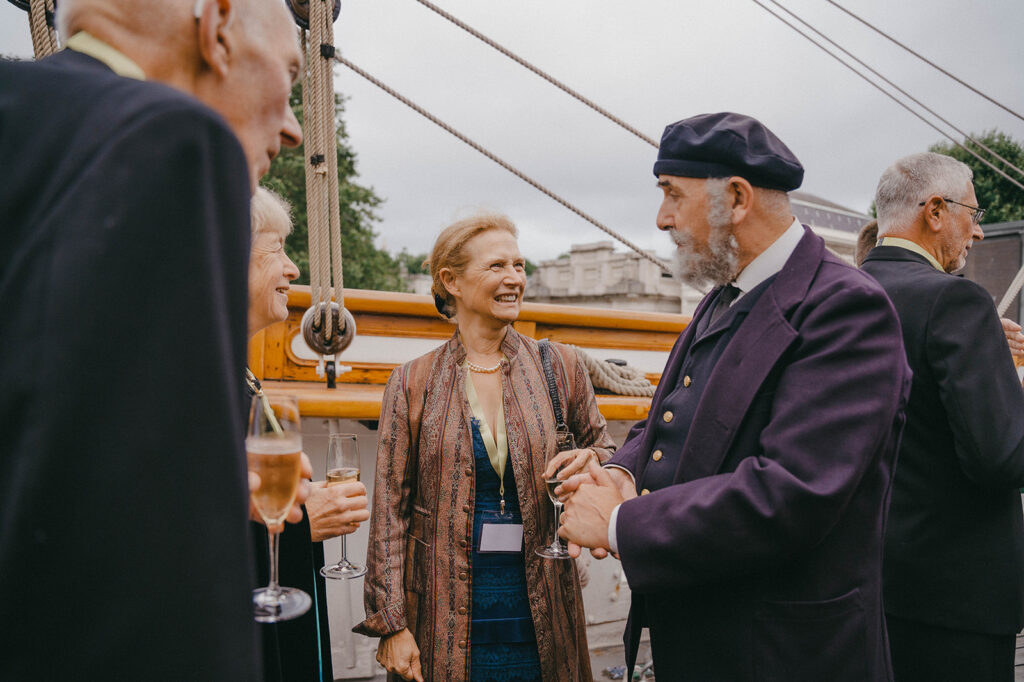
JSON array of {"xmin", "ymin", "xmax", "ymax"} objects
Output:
[
  {"xmin": 753, "ymin": 0, "xmax": 1024, "ymax": 318},
  {"xmin": 748, "ymin": 0, "xmax": 1024, "ymax": 195},
  {"xmin": 331, "ymin": 52, "xmax": 673, "ymax": 275},
  {"xmin": 764, "ymin": 0, "xmax": 1024, "ymax": 184},
  {"xmin": 824, "ymin": 0, "xmax": 1024, "ymax": 124},
  {"xmin": 409, "ymin": 0, "xmax": 659, "ymax": 149}
]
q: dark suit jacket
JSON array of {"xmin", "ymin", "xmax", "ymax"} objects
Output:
[
  {"xmin": 608, "ymin": 228, "xmax": 910, "ymax": 680},
  {"xmin": 862, "ymin": 245, "xmax": 1024, "ymax": 635},
  {"xmin": 0, "ymin": 50, "xmax": 259, "ymax": 679},
  {"xmin": 252, "ymin": 501, "xmax": 333, "ymax": 680}
]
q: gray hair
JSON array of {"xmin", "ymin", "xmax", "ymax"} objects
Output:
[
  {"xmin": 875, "ymin": 152, "xmax": 973, "ymax": 233},
  {"xmin": 705, "ymin": 178, "xmax": 791, "ymax": 222},
  {"xmin": 755, "ymin": 187, "xmax": 791, "ymax": 220},
  {"xmin": 251, "ymin": 186, "xmax": 293, "ymax": 236}
]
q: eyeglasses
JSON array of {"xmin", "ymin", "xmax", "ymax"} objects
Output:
[{"xmin": 919, "ymin": 197, "xmax": 986, "ymax": 225}]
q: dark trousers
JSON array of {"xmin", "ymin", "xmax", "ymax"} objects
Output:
[{"xmin": 887, "ymin": 614, "xmax": 1016, "ymax": 682}]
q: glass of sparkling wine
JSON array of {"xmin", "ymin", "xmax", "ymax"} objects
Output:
[
  {"xmin": 248, "ymin": 394, "xmax": 312, "ymax": 622},
  {"xmin": 320, "ymin": 433, "xmax": 366, "ymax": 579},
  {"xmin": 536, "ymin": 430, "xmax": 575, "ymax": 560}
]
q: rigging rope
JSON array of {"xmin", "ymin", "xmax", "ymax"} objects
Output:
[
  {"xmin": 765, "ymin": 0, "xmax": 1024, "ymax": 184},
  {"xmin": 997, "ymin": 266, "xmax": 1024, "ymax": 318},
  {"xmin": 331, "ymin": 52, "xmax": 674, "ymax": 275},
  {"xmin": 28, "ymin": 0, "xmax": 59, "ymax": 58},
  {"xmin": 409, "ymin": 0, "xmax": 659, "ymax": 149},
  {"xmin": 302, "ymin": 2, "xmax": 345, "ymax": 332},
  {"xmin": 749, "ymin": 0, "xmax": 1024, "ymax": 196},
  {"xmin": 824, "ymin": 0, "xmax": 1024, "ymax": 125}
]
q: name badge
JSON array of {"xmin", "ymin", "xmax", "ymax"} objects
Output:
[{"xmin": 479, "ymin": 523, "xmax": 524, "ymax": 553}]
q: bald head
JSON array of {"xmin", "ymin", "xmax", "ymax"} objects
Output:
[{"xmin": 59, "ymin": 0, "xmax": 303, "ymax": 190}]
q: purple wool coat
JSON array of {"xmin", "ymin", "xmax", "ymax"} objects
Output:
[{"xmin": 609, "ymin": 227, "xmax": 911, "ymax": 681}]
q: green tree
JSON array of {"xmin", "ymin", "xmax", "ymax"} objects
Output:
[
  {"xmin": 261, "ymin": 84, "xmax": 405, "ymax": 291},
  {"xmin": 396, "ymin": 250, "xmax": 429, "ymax": 275},
  {"xmin": 930, "ymin": 130, "xmax": 1024, "ymax": 224}
]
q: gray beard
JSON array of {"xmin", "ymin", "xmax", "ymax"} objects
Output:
[{"xmin": 670, "ymin": 216, "xmax": 740, "ymax": 291}]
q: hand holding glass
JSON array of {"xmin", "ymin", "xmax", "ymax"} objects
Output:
[
  {"xmin": 536, "ymin": 430, "xmax": 575, "ymax": 559},
  {"xmin": 320, "ymin": 433, "xmax": 366, "ymax": 579},
  {"xmin": 248, "ymin": 394, "xmax": 312, "ymax": 622}
]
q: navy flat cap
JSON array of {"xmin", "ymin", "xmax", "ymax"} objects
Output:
[{"xmin": 653, "ymin": 112, "xmax": 804, "ymax": 192}]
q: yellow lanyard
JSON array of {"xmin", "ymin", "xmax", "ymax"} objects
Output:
[{"xmin": 464, "ymin": 364, "xmax": 509, "ymax": 511}]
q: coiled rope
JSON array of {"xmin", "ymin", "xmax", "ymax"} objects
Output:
[{"xmin": 571, "ymin": 346, "xmax": 655, "ymax": 397}]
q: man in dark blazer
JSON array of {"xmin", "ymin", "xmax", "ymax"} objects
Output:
[
  {"xmin": 560, "ymin": 112, "xmax": 911, "ymax": 680},
  {"xmin": 0, "ymin": 0, "xmax": 303, "ymax": 678},
  {"xmin": 861, "ymin": 152, "xmax": 1024, "ymax": 682}
]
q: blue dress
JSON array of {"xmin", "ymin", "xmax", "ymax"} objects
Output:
[{"xmin": 469, "ymin": 419, "xmax": 542, "ymax": 682}]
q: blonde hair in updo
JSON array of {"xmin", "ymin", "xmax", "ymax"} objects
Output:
[{"xmin": 428, "ymin": 213, "xmax": 518, "ymax": 318}]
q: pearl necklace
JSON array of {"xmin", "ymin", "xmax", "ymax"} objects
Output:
[{"xmin": 466, "ymin": 359, "xmax": 502, "ymax": 373}]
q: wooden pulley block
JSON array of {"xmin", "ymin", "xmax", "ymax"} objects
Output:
[
  {"xmin": 301, "ymin": 301, "xmax": 355, "ymax": 356},
  {"xmin": 286, "ymin": 0, "xmax": 340, "ymax": 29}
]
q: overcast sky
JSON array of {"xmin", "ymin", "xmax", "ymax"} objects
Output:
[{"xmin": 2, "ymin": 0, "xmax": 1022, "ymax": 262}]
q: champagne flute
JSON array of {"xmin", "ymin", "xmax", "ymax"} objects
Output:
[
  {"xmin": 248, "ymin": 394, "xmax": 312, "ymax": 622},
  {"xmin": 536, "ymin": 429, "xmax": 575, "ymax": 559},
  {"xmin": 320, "ymin": 433, "xmax": 366, "ymax": 579}
]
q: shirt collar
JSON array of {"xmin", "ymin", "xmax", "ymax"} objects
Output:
[
  {"xmin": 733, "ymin": 217, "xmax": 803, "ymax": 298},
  {"xmin": 876, "ymin": 236, "xmax": 945, "ymax": 272},
  {"xmin": 65, "ymin": 31, "xmax": 146, "ymax": 80}
]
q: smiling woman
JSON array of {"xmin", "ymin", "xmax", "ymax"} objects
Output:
[
  {"xmin": 357, "ymin": 212, "xmax": 616, "ymax": 681},
  {"xmin": 249, "ymin": 187, "xmax": 301, "ymax": 337}
]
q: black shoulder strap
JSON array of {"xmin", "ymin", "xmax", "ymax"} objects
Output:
[{"xmin": 538, "ymin": 339, "xmax": 567, "ymax": 431}]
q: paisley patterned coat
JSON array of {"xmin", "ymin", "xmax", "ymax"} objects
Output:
[{"xmin": 355, "ymin": 328, "xmax": 616, "ymax": 681}]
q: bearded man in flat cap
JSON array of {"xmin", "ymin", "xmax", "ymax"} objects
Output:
[{"xmin": 558, "ymin": 112, "xmax": 911, "ymax": 680}]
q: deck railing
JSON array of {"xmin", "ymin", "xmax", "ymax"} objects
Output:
[{"xmin": 248, "ymin": 286, "xmax": 689, "ymax": 421}]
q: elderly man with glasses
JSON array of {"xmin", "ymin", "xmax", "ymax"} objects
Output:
[
  {"xmin": 862, "ymin": 152, "xmax": 1024, "ymax": 682},
  {"xmin": 0, "ymin": 0, "xmax": 304, "ymax": 679}
]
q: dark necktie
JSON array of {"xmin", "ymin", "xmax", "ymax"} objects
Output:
[{"xmin": 708, "ymin": 284, "xmax": 741, "ymax": 327}]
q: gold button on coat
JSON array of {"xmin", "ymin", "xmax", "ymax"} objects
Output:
[
  {"xmin": 641, "ymin": 488, "xmax": 650, "ymax": 495},
  {"xmin": 652, "ymin": 450, "xmax": 663, "ymax": 462},
  {"xmin": 663, "ymin": 411, "xmax": 673, "ymax": 423},
  {"xmin": 683, "ymin": 375, "xmax": 692, "ymax": 387}
]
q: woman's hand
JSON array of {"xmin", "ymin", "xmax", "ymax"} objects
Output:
[
  {"xmin": 306, "ymin": 479, "xmax": 370, "ymax": 542},
  {"xmin": 249, "ymin": 452, "xmax": 314, "ymax": 531},
  {"xmin": 542, "ymin": 447, "xmax": 598, "ymax": 484},
  {"xmin": 376, "ymin": 628, "xmax": 423, "ymax": 681}
]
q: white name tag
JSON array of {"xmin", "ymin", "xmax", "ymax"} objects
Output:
[{"xmin": 479, "ymin": 523, "xmax": 524, "ymax": 553}]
